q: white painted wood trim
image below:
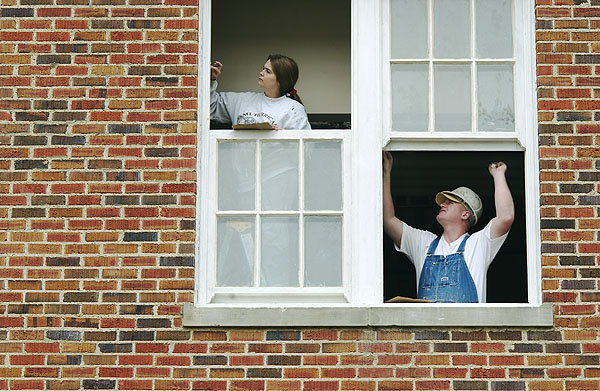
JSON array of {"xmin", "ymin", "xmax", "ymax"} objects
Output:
[
  {"xmin": 351, "ymin": 0, "xmax": 384, "ymax": 304},
  {"xmin": 520, "ymin": 0, "xmax": 542, "ymax": 305},
  {"xmin": 195, "ymin": 0, "xmax": 212, "ymax": 305}
]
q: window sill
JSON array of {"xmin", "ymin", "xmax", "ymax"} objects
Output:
[{"xmin": 182, "ymin": 303, "xmax": 553, "ymax": 327}]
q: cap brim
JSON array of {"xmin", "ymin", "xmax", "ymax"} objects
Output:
[{"xmin": 435, "ymin": 191, "xmax": 464, "ymax": 206}]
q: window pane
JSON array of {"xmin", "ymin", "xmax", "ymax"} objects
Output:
[
  {"xmin": 390, "ymin": 0, "xmax": 428, "ymax": 59},
  {"xmin": 304, "ymin": 141, "xmax": 342, "ymax": 211},
  {"xmin": 392, "ymin": 64, "xmax": 429, "ymax": 131},
  {"xmin": 261, "ymin": 216, "xmax": 299, "ymax": 287},
  {"xmin": 434, "ymin": 64, "xmax": 471, "ymax": 132},
  {"xmin": 477, "ymin": 64, "xmax": 514, "ymax": 132},
  {"xmin": 304, "ymin": 216, "xmax": 342, "ymax": 287},
  {"xmin": 218, "ymin": 141, "xmax": 255, "ymax": 211},
  {"xmin": 433, "ymin": 0, "xmax": 470, "ymax": 59},
  {"xmin": 261, "ymin": 141, "xmax": 299, "ymax": 211},
  {"xmin": 216, "ymin": 216, "xmax": 255, "ymax": 287},
  {"xmin": 476, "ymin": 0, "xmax": 513, "ymax": 58}
]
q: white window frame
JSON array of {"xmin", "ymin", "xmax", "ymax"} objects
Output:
[{"xmin": 185, "ymin": 0, "xmax": 552, "ymax": 327}]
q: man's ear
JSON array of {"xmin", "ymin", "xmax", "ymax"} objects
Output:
[{"xmin": 461, "ymin": 210, "xmax": 470, "ymax": 222}]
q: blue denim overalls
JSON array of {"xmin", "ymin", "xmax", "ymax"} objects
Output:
[{"xmin": 416, "ymin": 234, "xmax": 478, "ymax": 303}]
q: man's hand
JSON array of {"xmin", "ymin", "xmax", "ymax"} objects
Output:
[
  {"xmin": 383, "ymin": 151, "xmax": 393, "ymax": 176},
  {"xmin": 211, "ymin": 61, "xmax": 223, "ymax": 81},
  {"xmin": 488, "ymin": 161, "xmax": 507, "ymax": 177}
]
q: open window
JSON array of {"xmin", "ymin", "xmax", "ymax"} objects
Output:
[
  {"xmin": 210, "ymin": 0, "xmax": 351, "ymax": 130},
  {"xmin": 383, "ymin": 151, "xmax": 528, "ymax": 303}
]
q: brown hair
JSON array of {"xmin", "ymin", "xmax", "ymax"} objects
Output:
[{"xmin": 267, "ymin": 54, "xmax": 304, "ymax": 105}]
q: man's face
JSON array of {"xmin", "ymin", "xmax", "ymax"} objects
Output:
[{"xmin": 436, "ymin": 199, "xmax": 469, "ymax": 225}]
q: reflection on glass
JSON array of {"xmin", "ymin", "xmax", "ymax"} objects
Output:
[
  {"xmin": 304, "ymin": 216, "xmax": 342, "ymax": 287},
  {"xmin": 391, "ymin": 0, "xmax": 428, "ymax": 59},
  {"xmin": 392, "ymin": 64, "xmax": 429, "ymax": 131},
  {"xmin": 261, "ymin": 142, "xmax": 299, "ymax": 211},
  {"xmin": 218, "ymin": 141, "xmax": 255, "ymax": 211},
  {"xmin": 477, "ymin": 64, "xmax": 514, "ymax": 132},
  {"xmin": 216, "ymin": 216, "xmax": 255, "ymax": 287},
  {"xmin": 304, "ymin": 141, "xmax": 342, "ymax": 211},
  {"xmin": 434, "ymin": 64, "xmax": 471, "ymax": 132},
  {"xmin": 476, "ymin": 0, "xmax": 513, "ymax": 58},
  {"xmin": 261, "ymin": 216, "xmax": 299, "ymax": 287},
  {"xmin": 434, "ymin": 0, "xmax": 470, "ymax": 59}
]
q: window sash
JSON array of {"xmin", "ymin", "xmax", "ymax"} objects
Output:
[
  {"xmin": 383, "ymin": 0, "xmax": 531, "ymax": 144},
  {"xmin": 200, "ymin": 130, "xmax": 353, "ymax": 304}
]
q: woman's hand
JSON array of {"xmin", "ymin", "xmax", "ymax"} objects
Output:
[
  {"xmin": 271, "ymin": 124, "xmax": 283, "ymax": 130},
  {"xmin": 211, "ymin": 61, "xmax": 222, "ymax": 81}
]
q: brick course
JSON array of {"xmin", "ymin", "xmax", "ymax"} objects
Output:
[{"xmin": 0, "ymin": 0, "xmax": 599, "ymax": 390}]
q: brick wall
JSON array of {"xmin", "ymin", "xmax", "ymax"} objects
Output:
[{"xmin": 0, "ymin": 0, "xmax": 599, "ymax": 390}]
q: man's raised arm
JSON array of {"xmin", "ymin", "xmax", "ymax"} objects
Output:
[
  {"xmin": 488, "ymin": 162, "xmax": 515, "ymax": 239},
  {"xmin": 383, "ymin": 151, "xmax": 404, "ymax": 247}
]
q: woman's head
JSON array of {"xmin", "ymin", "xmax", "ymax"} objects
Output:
[{"xmin": 258, "ymin": 54, "xmax": 303, "ymax": 105}]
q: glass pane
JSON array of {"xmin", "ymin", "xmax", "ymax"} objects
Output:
[
  {"xmin": 304, "ymin": 216, "xmax": 342, "ymax": 287},
  {"xmin": 216, "ymin": 216, "xmax": 255, "ymax": 287},
  {"xmin": 390, "ymin": 0, "xmax": 428, "ymax": 59},
  {"xmin": 433, "ymin": 0, "xmax": 470, "ymax": 59},
  {"xmin": 261, "ymin": 141, "xmax": 299, "ymax": 211},
  {"xmin": 304, "ymin": 141, "xmax": 342, "ymax": 211},
  {"xmin": 391, "ymin": 64, "xmax": 429, "ymax": 131},
  {"xmin": 261, "ymin": 216, "xmax": 299, "ymax": 287},
  {"xmin": 434, "ymin": 64, "xmax": 471, "ymax": 132},
  {"xmin": 476, "ymin": 0, "xmax": 513, "ymax": 58},
  {"xmin": 477, "ymin": 64, "xmax": 514, "ymax": 132},
  {"xmin": 218, "ymin": 141, "xmax": 255, "ymax": 211}
]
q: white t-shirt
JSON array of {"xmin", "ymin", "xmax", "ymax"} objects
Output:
[
  {"xmin": 210, "ymin": 80, "xmax": 311, "ymax": 130},
  {"xmin": 397, "ymin": 221, "xmax": 508, "ymax": 303}
]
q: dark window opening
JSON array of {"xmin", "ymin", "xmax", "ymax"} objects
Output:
[
  {"xmin": 211, "ymin": 0, "xmax": 351, "ymax": 130},
  {"xmin": 383, "ymin": 151, "xmax": 528, "ymax": 303}
]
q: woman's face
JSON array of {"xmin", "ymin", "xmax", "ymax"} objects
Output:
[{"xmin": 258, "ymin": 60, "xmax": 280, "ymax": 95}]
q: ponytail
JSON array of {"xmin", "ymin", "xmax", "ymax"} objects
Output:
[{"xmin": 268, "ymin": 54, "xmax": 304, "ymax": 106}]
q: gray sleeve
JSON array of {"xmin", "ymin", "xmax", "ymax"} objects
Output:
[
  {"xmin": 281, "ymin": 103, "xmax": 312, "ymax": 130},
  {"xmin": 210, "ymin": 80, "xmax": 233, "ymax": 124}
]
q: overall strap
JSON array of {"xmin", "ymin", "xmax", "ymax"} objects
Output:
[
  {"xmin": 456, "ymin": 233, "xmax": 470, "ymax": 253},
  {"xmin": 426, "ymin": 236, "xmax": 441, "ymax": 255}
]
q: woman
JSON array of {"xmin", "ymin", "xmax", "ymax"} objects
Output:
[{"xmin": 210, "ymin": 54, "xmax": 311, "ymax": 130}]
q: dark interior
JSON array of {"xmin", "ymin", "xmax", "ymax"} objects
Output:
[
  {"xmin": 211, "ymin": 114, "xmax": 351, "ymax": 130},
  {"xmin": 383, "ymin": 150, "xmax": 528, "ymax": 303}
]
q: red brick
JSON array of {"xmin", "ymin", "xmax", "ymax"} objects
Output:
[
  {"xmin": 99, "ymin": 367, "xmax": 134, "ymax": 378},
  {"xmin": 119, "ymin": 380, "xmax": 152, "ymax": 390},
  {"xmin": 303, "ymin": 381, "xmax": 339, "ymax": 391},
  {"xmin": 415, "ymin": 380, "xmax": 450, "ymax": 390},
  {"xmin": 37, "ymin": 8, "xmax": 71, "ymax": 17},
  {"xmin": 132, "ymin": 343, "xmax": 169, "ymax": 354}
]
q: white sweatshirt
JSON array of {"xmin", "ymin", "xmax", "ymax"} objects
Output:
[{"xmin": 210, "ymin": 81, "xmax": 311, "ymax": 130}]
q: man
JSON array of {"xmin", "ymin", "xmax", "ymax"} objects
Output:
[{"xmin": 382, "ymin": 151, "xmax": 514, "ymax": 303}]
